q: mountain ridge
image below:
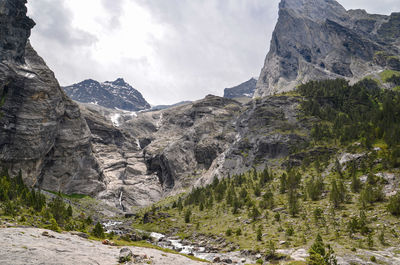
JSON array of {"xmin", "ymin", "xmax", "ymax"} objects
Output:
[
  {"xmin": 63, "ymin": 78, "xmax": 150, "ymax": 112},
  {"xmin": 223, "ymin": 78, "xmax": 257, "ymax": 99}
]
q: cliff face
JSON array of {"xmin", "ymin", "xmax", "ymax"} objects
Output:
[
  {"xmin": 255, "ymin": 0, "xmax": 400, "ymax": 97},
  {"xmin": 0, "ymin": 0, "xmax": 105, "ymax": 195}
]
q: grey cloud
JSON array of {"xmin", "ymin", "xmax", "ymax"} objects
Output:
[
  {"xmin": 101, "ymin": 0, "xmax": 125, "ymax": 28},
  {"xmin": 134, "ymin": 0, "xmax": 279, "ymax": 102},
  {"xmin": 26, "ymin": 0, "xmax": 400, "ymax": 105},
  {"xmin": 340, "ymin": 0, "xmax": 400, "ymax": 15},
  {"xmin": 28, "ymin": 0, "xmax": 97, "ymax": 47}
]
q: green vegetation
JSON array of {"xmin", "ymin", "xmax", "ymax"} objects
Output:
[
  {"xmin": 307, "ymin": 234, "xmax": 337, "ymax": 265},
  {"xmin": 299, "ymin": 79, "xmax": 400, "ymax": 168},
  {"xmin": 92, "ymin": 222, "xmax": 105, "ymax": 238},
  {"xmin": 379, "ymin": 69, "xmax": 400, "ymax": 83},
  {"xmin": 129, "ymin": 78, "xmax": 400, "ymax": 264},
  {"xmin": 387, "ymin": 193, "xmax": 400, "ymax": 216},
  {"xmin": 0, "ymin": 168, "xmax": 99, "ymax": 236}
]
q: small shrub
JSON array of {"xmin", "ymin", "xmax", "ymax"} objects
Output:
[
  {"xmin": 49, "ymin": 218, "xmax": 60, "ymax": 232},
  {"xmin": 387, "ymin": 193, "xmax": 400, "ymax": 216},
  {"xmin": 235, "ymin": 228, "xmax": 242, "ymax": 236}
]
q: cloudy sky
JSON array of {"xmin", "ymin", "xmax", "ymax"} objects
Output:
[{"xmin": 27, "ymin": 0, "xmax": 400, "ymax": 105}]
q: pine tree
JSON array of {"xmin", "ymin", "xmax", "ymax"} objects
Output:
[
  {"xmin": 92, "ymin": 222, "xmax": 105, "ymax": 238},
  {"xmin": 307, "ymin": 234, "xmax": 337, "ymax": 265},
  {"xmin": 330, "ymin": 179, "xmax": 342, "ymax": 208},
  {"xmin": 256, "ymin": 225, "xmax": 262, "ymax": 241},
  {"xmin": 67, "ymin": 204, "xmax": 73, "ymax": 217},
  {"xmin": 280, "ymin": 173, "xmax": 287, "ymax": 194},
  {"xmin": 387, "ymin": 192, "xmax": 400, "ymax": 216},
  {"xmin": 249, "ymin": 206, "xmax": 260, "ymax": 221},
  {"xmin": 49, "ymin": 193, "xmax": 67, "ymax": 225},
  {"xmin": 288, "ymin": 189, "xmax": 300, "ymax": 217},
  {"xmin": 177, "ymin": 197, "xmax": 183, "ymax": 212},
  {"xmin": 184, "ymin": 209, "xmax": 191, "ymax": 223},
  {"xmin": 351, "ymin": 173, "xmax": 361, "ymax": 193}
]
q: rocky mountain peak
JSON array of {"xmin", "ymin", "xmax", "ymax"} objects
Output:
[
  {"xmin": 110, "ymin": 77, "xmax": 126, "ymax": 86},
  {"xmin": 254, "ymin": 0, "xmax": 400, "ymax": 97},
  {"xmin": 81, "ymin": 79, "xmax": 100, "ymax": 86},
  {"xmin": 63, "ymin": 78, "xmax": 151, "ymax": 111},
  {"xmin": 279, "ymin": 0, "xmax": 347, "ymax": 22},
  {"xmin": 0, "ymin": 0, "xmax": 35, "ymax": 63}
]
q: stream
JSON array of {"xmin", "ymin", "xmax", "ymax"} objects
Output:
[{"xmin": 102, "ymin": 221, "xmax": 255, "ymax": 263}]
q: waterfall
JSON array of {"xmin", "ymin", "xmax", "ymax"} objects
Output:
[{"xmin": 119, "ymin": 191, "xmax": 123, "ymax": 209}]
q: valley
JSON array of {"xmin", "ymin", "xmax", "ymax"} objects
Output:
[{"xmin": 0, "ymin": 0, "xmax": 400, "ymax": 264}]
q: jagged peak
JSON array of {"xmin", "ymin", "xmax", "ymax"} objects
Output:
[
  {"xmin": 279, "ymin": 0, "xmax": 347, "ymax": 22},
  {"xmin": 78, "ymin": 79, "xmax": 100, "ymax": 86},
  {"xmin": 102, "ymin": 78, "xmax": 129, "ymax": 87},
  {"xmin": 112, "ymin": 78, "xmax": 128, "ymax": 86}
]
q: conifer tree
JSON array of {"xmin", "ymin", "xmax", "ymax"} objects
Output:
[
  {"xmin": 92, "ymin": 222, "xmax": 105, "ymax": 238},
  {"xmin": 308, "ymin": 234, "xmax": 337, "ymax": 265}
]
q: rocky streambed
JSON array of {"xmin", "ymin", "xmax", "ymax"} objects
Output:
[
  {"xmin": 102, "ymin": 220, "xmax": 400, "ymax": 265},
  {"xmin": 103, "ymin": 220, "xmax": 258, "ymax": 263}
]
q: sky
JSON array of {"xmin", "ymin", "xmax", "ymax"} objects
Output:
[{"xmin": 27, "ymin": 0, "xmax": 400, "ymax": 105}]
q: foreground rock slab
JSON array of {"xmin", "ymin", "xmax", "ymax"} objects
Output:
[{"xmin": 0, "ymin": 228, "xmax": 206, "ymax": 265}]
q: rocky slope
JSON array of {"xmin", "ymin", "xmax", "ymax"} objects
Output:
[
  {"xmin": 79, "ymin": 95, "xmax": 244, "ymax": 209},
  {"xmin": 63, "ymin": 78, "xmax": 150, "ymax": 111},
  {"xmin": 223, "ymin": 78, "xmax": 257, "ymax": 99},
  {"xmin": 255, "ymin": 0, "xmax": 400, "ymax": 97},
  {"xmin": 79, "ymin": 92, "xmax": 310, "ymax": 210},
  {"xmin": 0, "ymin": 0, "xmax": 104, "ymax": 195}
]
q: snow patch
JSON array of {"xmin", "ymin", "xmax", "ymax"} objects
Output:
[{"xmin": 110, "ymin": 113, "xmax": 121, "ymax": 127}]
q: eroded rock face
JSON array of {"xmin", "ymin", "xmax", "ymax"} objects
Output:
[
  {"xmin": 81, "ymin": 95, "xmax": 242, "ymax": 209},
  {"xmin": 255, "ymin": 0, "xmax": 400, "ymax": 97},
  {"xmin": 0, "ymin": 0, "xmax": 104, "ymax": 195},
  {"xmin": 196, "ymin": 96, "xmax": 311, "ymax": 186},
  {"xmin": 79, "ymin": 91, "xmax": 312, "ymax": 209}
]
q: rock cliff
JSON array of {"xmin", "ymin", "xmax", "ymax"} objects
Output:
[
  {"xmin": 0, "ymin": 0, "xmax": 105, "ymax": 195},
  {"xmin": 254, "ymin": 0, "xmax": 400, "ymax": 97},
  {"xmin": 79, "ymin": 92, "xmax": 311, "ymax": 209}
]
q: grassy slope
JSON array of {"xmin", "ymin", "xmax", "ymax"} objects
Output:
[{"xmin": 132, "ymin": 144, "xmax": 400, "ymax": 262}]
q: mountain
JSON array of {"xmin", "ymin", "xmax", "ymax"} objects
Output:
[
  {"xmin": 254, "ymin": 0, "xmax": 400, "ymax": 97},
  {"xmin": 0, "ymin": 0, "xmax": 104, "ymax": 195},
  {"xmin": 63, "ymin": 78, "xmax": 151, "ymax": 111},
  {"xmin": 223, "ymin": 78, "xmax": 257, "ymax": 99},
  {"xmin": 2, "ymin": 1, "xmax": 400, "ymax": 264}
]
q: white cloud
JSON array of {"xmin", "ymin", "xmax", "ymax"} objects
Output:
[{"xmin": 26, "ymin": 0, "xmax": 399, "ymax": 105}]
